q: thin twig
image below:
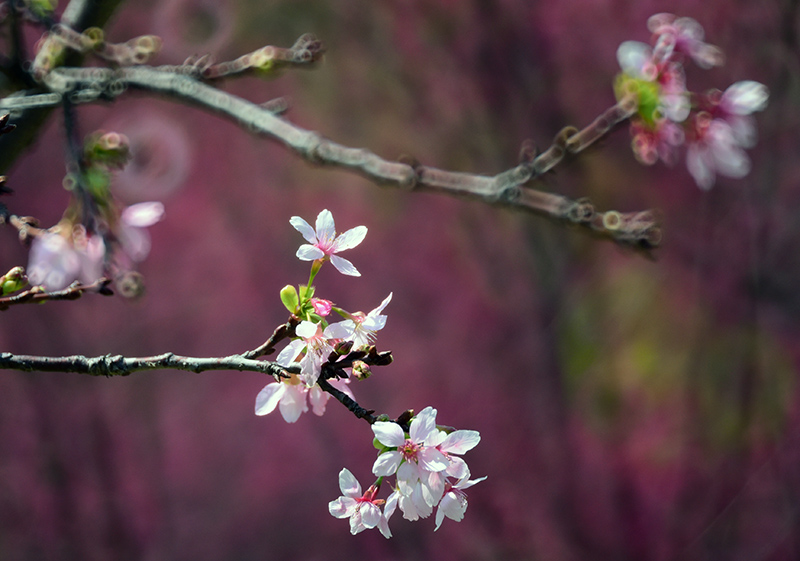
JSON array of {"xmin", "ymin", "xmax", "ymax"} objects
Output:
[
  {"xmin": 0, "ymin": 277, "xmax": 113, "ymax": 310},
  {"xmin": 241, "ymin": 316, "xmax": 299, "ymax": 359},
  {"xmin": 317, "ymin": 377, "xmax": 378, "ymax": 425}
]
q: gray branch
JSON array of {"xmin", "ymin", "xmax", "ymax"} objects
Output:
[
  {"xmin": 27, "ymin": 64, "xmax": 658, "ymax": 250},
  {"xmin": 0, "ymin": 351, "xmax": 295, "ymax": 378}
]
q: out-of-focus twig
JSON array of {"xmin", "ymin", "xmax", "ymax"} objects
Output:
[{"xmin": 0, "ymin": 278, "xmax": 113, "ymax": 310}]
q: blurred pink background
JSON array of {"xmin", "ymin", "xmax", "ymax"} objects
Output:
[{"xmin": 1, "ymin": 0, "xmax": 799, "ymax": 559}]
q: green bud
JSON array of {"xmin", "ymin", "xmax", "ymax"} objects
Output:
[
  {"xmin": 1, "ymin": 266, "xmax": 27, "ymax": 295},
  {"xmin": 279, "ymin": 284, "xmax": 299, "ymax": 312},
  {"xmin": 352, "ymin": 360, "xmax": 371, "ymax": 380}
]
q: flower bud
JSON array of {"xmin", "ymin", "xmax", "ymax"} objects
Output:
[
  {"xmin": 1, "ymin": 266, "xmax": 27, "ymax": 295},
  {"xmin": 351, "ymin": 360, "xmax": 371, "ymax": 380}
]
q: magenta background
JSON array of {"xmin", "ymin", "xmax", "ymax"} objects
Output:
[{"xmin": 2, "ymin": 1, "xmax": 799, "ymax": 560}]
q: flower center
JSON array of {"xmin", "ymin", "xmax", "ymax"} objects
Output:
[{"xmin": 399, "ymin": 439, "xmax": 420, "ymax": 461}]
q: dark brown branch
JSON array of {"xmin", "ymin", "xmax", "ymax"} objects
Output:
[
  {"xmin": 0, "ymin": 278, "xmax": 113, "ymax": 310},
  {"xmin": 317, "ymin": 377, "xmax": 377, "ymax": 425},
  {"xmin": 241, "ymin": 316, "xmax": 299, "ymax": 359}
]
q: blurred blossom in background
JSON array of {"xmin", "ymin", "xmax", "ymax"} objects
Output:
[{"xmin": 1, "ymin": 1, "xmax": 799, "ymax": 560}]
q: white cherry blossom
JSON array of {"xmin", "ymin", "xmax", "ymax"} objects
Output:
[
  {"xmin": 290, "ymin": 209, "xmax": 367, "ymax": 276},
  {"xmin": 434, "ymin": 473, "xmax": 487, "ymax": 531},
  {"xmin": 328, "ymin": 469, "xmax": 391, "ymax": 538}
]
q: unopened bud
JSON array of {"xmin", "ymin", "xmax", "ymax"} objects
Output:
[
  {"xmin": 351, "ymin": 360, "xmax": 371, "ymax": 380},
  {"xmin": 334, "ymin": 340, "xmax": 353, "ymax": 356},
  {"xmin": 1, "ymin": 266, "xmax": 27, "ymax": 295}
]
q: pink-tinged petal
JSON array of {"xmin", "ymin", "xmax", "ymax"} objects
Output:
[
  {"xmin": 333, "ymin": 225, "xmax": 367, "ymax": 251},
  {"xmin": 446, "ymin": 456, "xmax": 470, "ymax": 480},
  {"xmin": 278, "ymin": 384, "xmax": 307, "ymax": 423},
  {"xmin": 371, "ymin": 421, "xmax": 405, "ymax": 447},
  {"xmin": 440, "ymin": 429, "xmax": 481, "ymax": 454},
  {"xmin": 337, "ymin": 468, "xmax": 362, "ymax": 498},
  {"xmin": 690, "ymin": 43, "xmax": 724, "ymax": 69},
  {"xmin": 328, "ymin": 378, "xmax": 355, "ymax": 400},
  {"xmin": 315, "ymin": 209, "xmax": 336, "ymax": 240},
  {"xmin": 324, "ymin": 320, "xmax": 355, "ymax": 340},
  {"xmin": 359, "ymin": 503, "xmax": 381, "ymax": 529},
  {"xmin": 419, "ymin": 447, "xmax": 449, "ymax": 472},
  {"xmin": 118, "ymin": 224, "xmax": 151, "ymax": 262},
  {"xmin": 296, "ymin": 244, "xmax": 325, "ymax": 261},
  {"xmin": 434, "ymin": 492, "xmax": 466, "ymax": 530},
  {"xmin": 427, "ymin": 471, "xmax": 446, "ymax": 505},
  {"xmin": 722, "ymin": 81, "xmax": 769, "ymax": 114},
  {"xmin": 397, "ymin": 459, "xmax": 420, "ymax": 485},
  {"xmin": 254, "ymin": 382, "xmax": 286, "ymax": 416},
  {"xmin": 372, "ymin": 451, "xmax": 402, "ymax": 476},
  {"xmin": 686, "ymin": 144, "xmax": 715, "ymax": 190},
  {"xmin": 410, "ymin": 407, "xmax": 438, "ymax": 442},
  {"xmin": 308, "ymin": 385, "xmax": 329, "ymax": 416},
  {"xmin": 330, "ymin": 255, "xmax": 360, "ymax": 276},
  {"xmin": 361, "ymin": 314, "xmax": 387, "ymax": 333},
  {"xmin": 398, "ymin": 493, "xmax": 420, "ymax": 521},
  {"xmin": 708, "ymin": 121, "xmax": 750, "ymax": 178},
  {"xmin": 727, "ymin": 115, "xmax": 757, "ymax": 148},
  {"xmin": 276, "ymin": 339, "xmax": 305, "ymax": 367},
  {"xmin": 289, "ymin": 216, "xmax": 318, "ymax": 244},
  {"xmin": 328, "ymin": 496, "xmax": 357, "ymax": 518},
  {"xmin": 295, "ymin": 321, "xmax": 319, "ymax": 339},
  {"xmin": 411, "ymin": 483, "xmax": 433, "ymax": 518}
]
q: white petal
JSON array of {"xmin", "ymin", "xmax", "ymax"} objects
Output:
[
  {"xmin": 276, "ymin": 339, "xmax": 305, "ymax": 367},
  {"xmin": 378, "ymin": 514, "xmax": 392, "ymax": 539},
  {"xmin": 118, "ymin": 224, "xmax": 151, "ymax": 262},
  {"xmin": 410, "ymin": 407, "xmax": 437, "ymax": 443},
  {"xmin": 329, "ymin": 496, "xmax": 357, "ymax": 518},
  {"xmin": 324, "ymin": 320, "xmax": 355, "ymax": 340},
  {"xmin": 436, "ymin": 491, "xmax": 466, "ymax": 527},
  {"xmin": 278, "ymin": 384, "xmax": 307, "ymax": 423},
  {"xmin": 296, "ymin": 244, "xmax": 325, "ymax": 261},
  {"xmin": 254, "ymin": 382, "xmax": 286, "ymax": 415},
  {"xmin": 330, "ymin": 255, "xmax": 360, "ymax": 276},
  {"xmin": 295, "ymin": 321, "xmax": 319, "ymax": 339},
  {"xmin": 369, "ymin": 293, "xmax": 392, "ymax": 316},
  {"xmin": 289, "ymin": 216, "xmax": 318, "ymax": 244},
  {"xmin": 455, "ymin": 475, "xmax": 488, "ymax": 490},
  {"xmin": 686, "ymin": 144, "xmax": 715, "ymax": 190},
  {"xmin": 338, "ymin": 468, "xmax": 362, "ymax": 498},
  {"xmin": 122, "ymin": 202, "xmax": 164, "ymax": 227},
  {"xmin": 419, "ymin": 447, "xmax": 449, "ymax": 472},
  {"xmin": 372, "ymin": 450, "xmax": 403, "ymax": 476},
  {"xmin": 384, "ymin": 491, "xmax": 399, "ymax": 521},
  {"xmin": 440, "ymin": 430, "xmax": 481, "ymax": 454},
  {"xmin": 333, "ymin": 225, "xmax": 367, "ymax": 251},
  {"xmin": 708, "ymin": 121, "xmax": 750, "ymax": 179},
  {"xmin": 315, "ymin": 209, "xmax": 335, "ymax": 240},
  {"xmin": 372, "ymin": 421, "xmax": 406, "ymax": 447},
  {"xmin": 616, "ymin": 41, "xmax": 652, "ymax": 76},
  {"xmin": 722, "ymin": 81, "xmax": 768, "ymax": 114},
  {"xmin": 359, "ymin": 503, "xmax": 381, "ymax": 529}
]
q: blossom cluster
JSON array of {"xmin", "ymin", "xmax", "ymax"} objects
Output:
[
  {"xmin": 615, "ymin": 13, "xmax": 768, "ymax": 190},
  {"xmin": 329, "ymin": 407, "xmax": 484, "ymax": 538},
  {"xmin": 26, "ymin": 131, "xmax": 164, "ymax": 294},
  {"xmin": 255, "ymin": 209, "xmax": 390, "ymax": 422}
]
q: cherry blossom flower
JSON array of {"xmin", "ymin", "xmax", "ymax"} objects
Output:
[
  {"xmin": 371, "ymin": 406, "xmax": 449, "ymax": 480},
  {"xmin": 27, "ymin": 227, "xmax": 105, "ymax": 291},
  {"xmin": 290, "ymin": 209, "xmax": 367, "ymax": 276},
  {"xmin": 310, "ymin": 297, "xmax": 333, "ymax": 316},
  {"xmin": 254, "ymin": 375, "xmax": 353, "ymax": 423},
  {"xmin": 647, "ymin": 13, "xmax": 724, "ymax": 69},
  {"xmin": 340, "ymin": 293, "xmax": 392, "ymax": 348},
  {"xmin": 434, "ymin": 473, "xmax": 487, "ymax": 531},
  {"xmin": 328, "ymin": 469, "xmax": 392, "ymax": 538},
  {"xmin": 276, "ymin": 320, "xmax": 353, "ymax": 386}
]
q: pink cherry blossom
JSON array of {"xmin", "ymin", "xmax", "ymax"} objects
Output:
[
  {"xmin": 328, "ymin": 469, "xmax": 391, "ymax": 538},
  {"xmin": 341, "ymin": 292, "xmax": 392, "ymax": 348},
  {"xmin": 371, "ymin": 406, "xmax": 449, "ymax": 480},
  {"xmin": 276, "ymin": 320, "xmax": 353, "ymax": 386},
  {"xmin": 254, "ymin": 375, "xmax": 353, "ymax": 423},
  {"xmin": 647, "ymin": 13, "xmax": 724, "ymax": 69},
  {"xmin": 117, "ymin": 201, "xmax": 165, "ymax": 262},
  {"xmin": 27, "ymin": 227, "xmax": 105, "ymax": 291},
  {"xmin": 289, "ymin": 209, "xmax": 367, "ymax": 276},
  {"xmin": 433, "ymin": 473, "xmax": 487, "ymax": 531}
]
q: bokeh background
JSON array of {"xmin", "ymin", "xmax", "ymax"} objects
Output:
[{"xmin": 1, "ymin": 0, "xmax": 799, "ymax": 559}]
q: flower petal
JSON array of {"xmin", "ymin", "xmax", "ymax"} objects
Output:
[
  {"xmin": 290, "ymin": 216, "xmax": 318, "ymax": 244},
  {"xmin": 330, "ymin": 255, "xmax": 361, "ymax": 276},
  {"xmin": 329, "ymin": 496, "xmax": 357, "ymax": 518},
  {"xmin": 278, "ymin": 384, "xmax": 307, "ymax": 423},
  {"xmin": 338, "ymin": 468, "xmax": 362, "ymax": 498},
  {"xmin": 315, "ymin": 209, "xmax": 336, "ymax": 240},
  {"xmin": 440, "ymin": 429, "xmax": 481, "ymax": 455},
  {"xmin": 308, "ymin": 385, "xmax": 329, "ymax": 416},
  {"xmin": 276, "ymin": 339, "xmax": 305, "ymax": 367},
  {"xmin": 372, "ymin": 450, "xmax": 403, "ymax": 476},
  {"xmin": 333, "ymin": 225, "xmax": 367, "ymax": 251},
  {"xmin": 359, "ymin": 502, "xmax": 381, "ymax": 529},
  {"xmin": 122, "ymin": 202, "xmax": 165, "ymax": 227},
  {"xmin": 722, "ymin": 81, "xmax": 769, "ymax": 114},
  {"xmin": 296, "ymin": 244, "xmax": 325, "ymax": 261},
  {"xmin": 372, "ymin": 421, "xmax": 406, "ymax": 447},
  {"xmin": 410, "ymin": 406, "xmax": 438, "ymax": 443},
  {"xmin": 254, "ymin": 382, "xmax": 286, "ymax": 416}
]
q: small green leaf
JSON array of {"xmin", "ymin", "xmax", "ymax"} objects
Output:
[{"xmin": 279, "ymin": 284, "xmax": 299, "ymax": 312}]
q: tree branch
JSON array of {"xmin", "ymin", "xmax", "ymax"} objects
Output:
[
  {"xmin": 27, "ymin": 63, "xmax": 658, "ymax": 251},
  {"xmin": 0, "ymin": 350, "xmax": 294, "ymax": 378}
]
